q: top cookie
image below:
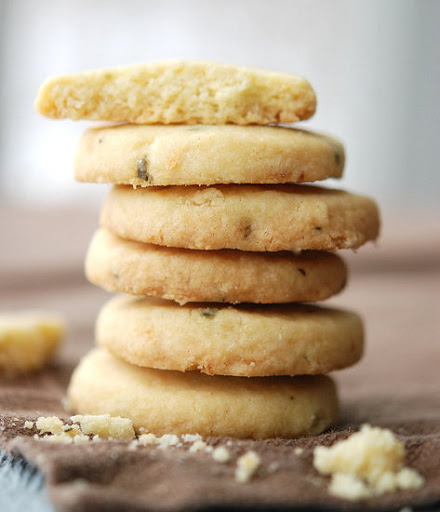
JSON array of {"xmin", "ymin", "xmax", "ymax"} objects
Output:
[{"xmin": 35, "ymin": 60, "xmax": 316, "ymax": 125}]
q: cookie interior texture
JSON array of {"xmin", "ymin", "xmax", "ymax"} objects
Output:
[
  {"xmin": 67, "ymin": 348, "xmax": 338, "ymax": 439},
  {"xmin": 96, "ymin": 296, "xmax": 363, "ymax": 377},
  {"xmin": 75, "ymin": 124, "xmax": 344, "ymax": 186},
  {"xmin": 85, "ymin": 228, "xmax": 348, "ymax": 304},
  {"xmin": 101, "ymin": 184, "xmax": 380, "ymax": 252},
  {"xmin": 35, "ymin": 60, "xmax": 316, "ymax": 125}
]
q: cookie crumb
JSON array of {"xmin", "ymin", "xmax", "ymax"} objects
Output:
[
  {"xmin": 138, "ymin": 433, "xmax": 159, "ymax": 446},
  {"xmin": 0, "ymin": 311, "xmax": 65, "ymax": 377},
  {"xmin": 24, "ymin": 421, "xmax": 34, "ymax": 429},
  {"xmin": 189, "ymin": 440, "xmax": 208, "ymax": 453},
  {"xmin": 128, "ymin": 440, "xmax": 139, "ymax": 451},
  {"xmin": 212, "ymin": 446, "xmax": 230, "ymax": 463},
  {"xmin": 396, "ymin": 468, "xmax": 424, "ymax": 490},
  {"xmin": 73, "ymin": 434, "xmax": 90, "ymax": 445},
  {"xmin": 182, "ymin": 433, "xmax": 202, "ymax": 443},
  {"xmin": 70, "ymin": 414, "xmax": 135, "ymax": 440},
  {"xmin": 235, "ymin": 451, "xmax": 261, "ymax": 483},
  {"xmin": 158, "ymin": 434, "xmax": 180, "ymax": 448},
  {"xmin": 35, "ymin": 414, "xmax": 136, "ymax": 442},
  {"xmin": 41, "ymin": 433, "xmax": 73, "ymax": 444},
  {"xmin": 62, "ymin": 424, "xmax": 82, "ymax": 436},
  {"xmin": 329, "ymin": 473, "xmax": 372, "ymax": 500},
  {"xmin": 268, "ymin": 461, "xmax": 279, "ymax": 473},
  {"xmin": 313, "ymin": 424, "xmax": 424, "ymax": 500},
  {"xmin": 36, "ymin": 416, "xmax": 64, "ymax": 435}
]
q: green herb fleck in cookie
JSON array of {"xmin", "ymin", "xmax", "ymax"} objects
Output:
[
  {"xmin": 243, "ymin": 225, "xmax": 252, "ymax": 238},
  {"xmin": 137, "ymin": 157, "xmax": 150, "ymax": 181},
  {"xmin": 201, "ymin": 308, "xmax": 218, "ymax": 319}
]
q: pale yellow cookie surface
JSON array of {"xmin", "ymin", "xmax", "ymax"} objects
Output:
[
  {"xmin": 35, "ymin": 60, "xmax": 316, "ymax": 125},
  {"xmin": 101, "ymin": 184, "xmax": 380, "ymax": 252},
  {"xmin": 67, "ymin": 348, "xmax": 338, "ymax": 439},
  {"xmin": 96, "ymin": 296, "xmax": 364, "ymax": 377},
  {"xmin": 85, "ymin": 229, "xmax": 347, "ymax": 304},
  {"xmin": 75, "ymin": 124, "xmax": 344, "ymax": 186},
  {"xmin": 0, "ymin": 311, "xmax": 65, "ymax": 377}
]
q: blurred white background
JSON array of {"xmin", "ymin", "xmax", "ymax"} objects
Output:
[{"xmin": 0, "ymin": 0, "xmax": 438, "ymax": 213}]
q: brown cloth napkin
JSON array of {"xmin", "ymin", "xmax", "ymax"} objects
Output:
[{"xmin": 0, "ymin": 206, "xmax": 439, "ymax": 511}]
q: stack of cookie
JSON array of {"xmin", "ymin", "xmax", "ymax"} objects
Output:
[{"xmin": 35, "ymin": 61, "xmax": 379, "ymax": 439}]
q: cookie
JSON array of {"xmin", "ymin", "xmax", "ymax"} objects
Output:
[
  {"xmin": 96, "ymin": 296, "xmax": 364, "ymax": 377},
  {"xmin": 75, "ymin": 124, "xmax": 344, "ymax": 186},
  {"xmin": 35, "ymin": 60, "xmax": 316, "ymax": 125},
  {"xmin": 0, "ymin": 311, "xmax": 65, "ymax": 377},
  {"xmin": 85, "ymin": 229, "xmax": 347, "ymax": 304},
  {"xmin": 101, "ymin": 184, "xmax": 380, "ymax": 252},
  {"xmin": 67, "ymin": 348, "xmax": 338, "ymax": 439}
]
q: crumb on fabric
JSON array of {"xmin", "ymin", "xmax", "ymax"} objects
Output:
[
  {"xmin": 138, "ymin": 433, "xmax": 159, "ymax": 446},
  {"xmin": 34, "ymin": 414, "xmax": 135, "ymax": 442},
  {"xmin": 157, "ymin": 434, "xmax": 181, "ymax": 449},
  {"xmin": 40, "ymin": 433, "xmax": 74, "ymax": 444},
  {"xmin": 212, "ymin": 446, "xmax": 230, "ymax": 463},
  {"xmin": 313, "ymin": 424, "xmax": 424, "ymax": 500},
  {"xmin": 36, "ymin": 416, "xmax": 64, "ymax": 435},
  {"xmin": 182, "ymin": 433, "xmax": 202, "ymax": 443},
  {"xmin": 128, "ymin": 440, "xmax": 139, "ymax": 451},
  {"xmin": 62, "ymin": 424, "xmax": 82, "ymax": 436},
  {"xmin": 33, "ymin": 416, "xmax": 262, "ymax": 479},
  {"xmin": 235, "ymin": 451, "xmax": 261, "ymax": 483},
  {"xmin": 70, "ymin": 414, "xmax": 135, "ymax": 440},
  {"xmin": 189, "ymin": 440, "xmax": 208, "ymax": 453},
  {"xmin": 73, "ymin": 434, "xmax": 91, "ymax": 445},
  {"xmin": 268, "ymin": 461, "xmax": 279, "ymax": 473}
]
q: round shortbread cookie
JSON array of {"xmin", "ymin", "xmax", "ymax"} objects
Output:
[
  {"xmin": 96, "ymin": 296, "xmax": 364, "ymax": 377},
  {"xmin": 75, "ymin": 124, "xmax": 344, "ymax": 186},
  {"xmin": 101, "ymin": 184, "xmax": 380, "ymax": 252},
  {"xmin": 67, "ymin": 348, "xmax": 338, "ymax": 439},
  {"xmin": 86, "ymin": 229, "xmax": 347, "ymax": 304},
  {"xmin": 35, "ymin": 60, "xmax": 316, "ymax": 125}
]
